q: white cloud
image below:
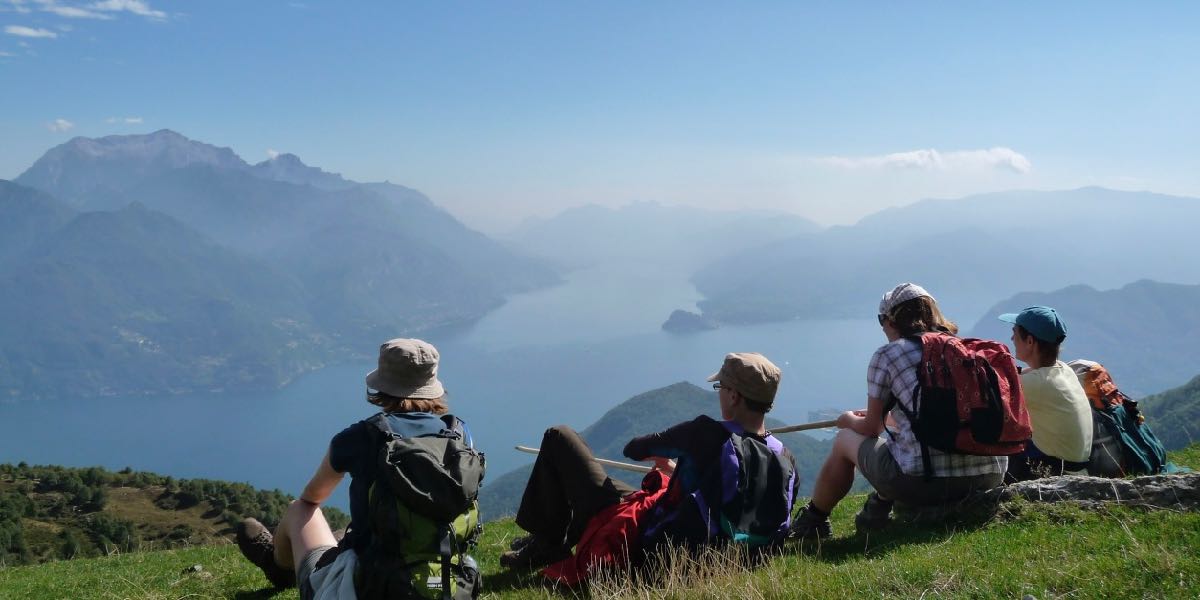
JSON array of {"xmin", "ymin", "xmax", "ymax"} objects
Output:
[
  {"xmin": 46, "ymin": 118, "xmax": 74, "ymax": 132},
  {"xmin": 124, "ymin": 116, "xmax": 142, "ymax": 123},
  {"xmin": 5, "ymin": 0, "xmax": 34, "ymax": 14},
  {"xmin": 105, "ymin": 116, "xmax": 116, "ymax": 123},
  {"xmin": 37, "ymin": 0, "xmax": 113, "ymax": 19},
  {"xmin": 0, "ymin": 50, "xmax": 13, "ymax": 56},
  {"xmin": 5, "ymin": 25, "xmax": 58, "ymax": 38},
  {"xmin": 266, "ymin": 149, "xmax": 280, "ymax": 159},
  {"xmin": 819, "ymin": 147, "xmax": 1032, "ymax": 174},
  {"xmin": 89, "ymin": 0, "xmax": 166, "ymax": 20}
]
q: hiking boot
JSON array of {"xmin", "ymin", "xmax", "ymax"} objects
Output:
[
  {"xmin": 499, "ymin": 535, "xmax": 570, "ymax": 570},
  {"xmin": 508, "ymin": 534, "xmax": 534, "ymax": 551},
  {"xmin": 236, "ymin": 518, "xmax": 295, "ymax": 589},
  {"xmin": 854, "ymin": 492, "xmax": 895, "ymax": 532},
  {"xmin": 788, "ymin": 506, "xmax": 832, "ymax": 540}
]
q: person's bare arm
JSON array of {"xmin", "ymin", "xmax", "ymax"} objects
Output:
[{"xmin": 299, "ymin": 449, "xmax": 344, "ymax": 506}]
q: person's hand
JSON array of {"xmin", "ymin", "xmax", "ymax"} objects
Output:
[
  {"xmin": 836, "ymin": 410, "xmax": 867, "ymax": 429},
  {"xmin": 650, "ymin": 456, "xmax": 676, "ymax": 476}
]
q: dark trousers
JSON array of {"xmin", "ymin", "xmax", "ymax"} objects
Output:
[
  {"xmin": 1005, "ymin": 442, "xmax": 1089, "ymax": 483},
  {"xmin": 515, "ymin": 425, "xmax": 636, "ymax": 547}
]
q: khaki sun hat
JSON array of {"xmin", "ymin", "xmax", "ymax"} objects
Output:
[
  {"xmin": 706, "ymin": 352, "xmax": 781, "ymax": 406},
  {"xmin": 365, "ymin": 338, "xmax": 445, "ymax": 399}
]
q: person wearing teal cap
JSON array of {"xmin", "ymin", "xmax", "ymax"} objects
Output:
[{"xmin": 998, "ymin": 306, "xmax": 1093, "ymax": 481}]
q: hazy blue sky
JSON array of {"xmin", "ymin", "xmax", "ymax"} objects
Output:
[{"xmin": 2, "ymin": 1, "xmax": 1198, "ymax": 230}]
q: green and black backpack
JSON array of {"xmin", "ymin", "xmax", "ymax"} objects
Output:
[{"xmin": 355, "ymin": 413, "xmax": 486, "ymax": 600}]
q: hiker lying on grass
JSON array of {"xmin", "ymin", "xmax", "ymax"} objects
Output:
[
  {"xmin": 999, "ymin": 306, "xmax": 1093, "ymax": 481},
  {"xmin": 791, "ymin": 283, "xmax": 1013, "ymax": 539},
  {"xmin": 236, "ymin": 338, "xmax": 483, "ymax": 599},
  {"xmin": 500, "ymin": 352, "xmax": 799, "ymax": 584}
]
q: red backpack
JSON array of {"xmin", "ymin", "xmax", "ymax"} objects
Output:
[{"xmin": 895, "ymin": 333, "xmax": 1032, "ymax": 477}]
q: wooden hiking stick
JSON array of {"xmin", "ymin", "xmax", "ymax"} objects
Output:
[
  {"xmin": 514, "ymin": 445, "xmax": 654, "ymax": 474},
  {"xmin": 770, "ymin": 419, "xmax": 839, "ymax": 434}
]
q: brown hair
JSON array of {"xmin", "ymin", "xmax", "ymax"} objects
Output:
[
  {"xmin": 367, "ymin": 392, "xmax": 449, "ymax": 415},
  {"xmin": 1014, "ymin": 325, "xmax": 1061, "ymax": 365},
  {"xmin": 887, "ymin": 296, "xmax": 958, "ymax": 337}
]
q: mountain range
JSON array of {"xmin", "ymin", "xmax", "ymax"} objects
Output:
[
  {"xmin": 968, "ymin": 280, "xmax": 1200, "ymax": 397},
  {"xmin": 505, "ymin": 201, "xmax": 821, "ymax": 272},
  {"xmin": 685, "ymin": 187, "xmax": 1200, "ymax": 325},
  {"xmin": 1, "ymin": 130, "xmax": 557, "ymax": 398}
]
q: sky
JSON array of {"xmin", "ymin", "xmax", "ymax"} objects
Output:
[{"xmin": 2, "ymin": 1, "xmax": 1199, "ymax": 231}]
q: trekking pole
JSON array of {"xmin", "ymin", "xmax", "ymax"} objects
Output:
[
  {"xmin": 770, "ymin": 419, "xmax": 839, "ymax": 434},
  {"xmin": 514, "ymin": 445, "xmax": 654, "ymax": 474}
]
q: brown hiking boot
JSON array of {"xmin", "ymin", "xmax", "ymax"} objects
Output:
[
  {"xmin": 499, "ymin": 535, "xmax": 570, "ymax": 570},
  {"xmin": 236, "ymin": 518, "xmax": 295, "ymax": 589},
  {"xmin": 854, "ymin": 492, "xmax": 895, "ymax": 532},
  {"xmin": 788, "ymin": 505, "xmax": 832, "ymax": 540}
]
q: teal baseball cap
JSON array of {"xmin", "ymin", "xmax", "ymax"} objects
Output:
[{"xmin": 998, "ymin": 305, "xmax": 1067, "ymax": 344}]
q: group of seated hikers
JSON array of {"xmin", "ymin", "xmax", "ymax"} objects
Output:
[{"xmin": 234, "ymin": 283, "xmax": 1167, "ymax": 599}]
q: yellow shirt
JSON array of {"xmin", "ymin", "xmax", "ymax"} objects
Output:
[{"xmin": 1021, "ymin": 361, "xmax": 1094, "ymax": 463}]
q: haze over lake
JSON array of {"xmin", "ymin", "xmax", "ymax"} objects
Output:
[{"xmin": 0, "ymin": 263, "xmax": 884, "ymax": 510}]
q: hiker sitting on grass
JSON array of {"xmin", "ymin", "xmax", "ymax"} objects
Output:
[
  {"xmin": 1000, "ymin": 306, "xmax": 1093, "ymax": 481},
  {"xmin": 500, "ymin": 352, "xmax": 799, "ymax": 583},
  {"xmin": 236, "ymin": 338, "xmax": 481, "ymax": 599},
  {"xmin": 791, "ymin": 283, "xmax": 1010, "ymax": 539}
]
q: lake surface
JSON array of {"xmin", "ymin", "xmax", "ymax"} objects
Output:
[{"xmin": 0, "ymin": 263, "xmax": 884, "ymax": 509}]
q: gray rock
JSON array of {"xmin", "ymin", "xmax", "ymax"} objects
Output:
[{"xmin": 985, "ymin": 473, "xmax": 1200, "ymax": 510}]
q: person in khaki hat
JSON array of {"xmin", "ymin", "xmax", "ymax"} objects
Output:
[
  {"xmin": 500, "ymin": 352, "xmax": 799, "ymax": 580},
  {"xmin": 235, "ymin": 338, "xmax": 474, "ymax": 598}
]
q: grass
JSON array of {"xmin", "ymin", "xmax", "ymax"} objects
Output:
[{"xmin": 3, "ymin": 447, "xmax": 1199, "ymax": 599}]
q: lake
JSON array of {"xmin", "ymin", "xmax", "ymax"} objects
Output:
[{"xmin": 0, "ymin": 263, "xmax": 886, "ymax": 509}]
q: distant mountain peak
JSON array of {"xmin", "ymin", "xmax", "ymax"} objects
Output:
[{"xmin": 250, "ymin": 152, "xmax": 353, "ymax": 191}]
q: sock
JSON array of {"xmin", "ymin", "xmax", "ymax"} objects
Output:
[{"xmin": 805, "ymin": 501, "xmax": 829, "ymax": 518}]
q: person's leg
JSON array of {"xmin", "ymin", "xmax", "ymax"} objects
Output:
[
  {"xmin": 515, "ymin": 425, "xmax": 635, "ymax": 545},
  {"xmin": 810, "ymin": 428, "xmax": 868, "ymax": 513},
  {"xmin": 272, "ymin": 500, "xmax": 339, "ymax": 576}
]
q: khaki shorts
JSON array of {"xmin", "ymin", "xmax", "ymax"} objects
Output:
[
  {"xmin": 296, "ymin": 544, "xmax": 336, "ymax": 600},
  {"xmin": 856, "ymin": 436, "xmax": 1003, "ymax": 506}
]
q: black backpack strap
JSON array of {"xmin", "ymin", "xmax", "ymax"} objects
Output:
[{"xmin": 439, "ymin": 524, "xmax": 453, "ymax": 600}]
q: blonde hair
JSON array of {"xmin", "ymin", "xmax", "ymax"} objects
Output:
[
  {"xmin": 367, "ymin": 392, "xmax": 449, "ymax": 415},
  {"xmin": 887, "ymin": 296, "xmax": 958, "ymax": 337}
]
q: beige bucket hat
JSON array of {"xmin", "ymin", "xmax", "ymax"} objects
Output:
[{"xmin": 365, "ymin": 338, "xmax": 445, "ymax": 399}]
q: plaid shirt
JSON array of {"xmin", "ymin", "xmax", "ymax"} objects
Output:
[{"xmin": 867, "ymin": 338, "xmax": 1007, "ymax": 477}]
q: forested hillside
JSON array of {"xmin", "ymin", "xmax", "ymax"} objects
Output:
[
  {"xmin": 1142, "ymin": 374, "xmax": 1200, "ymax": 450},
  {"xmin": 0, "ymin": 463, "xmax": 346, "ymax": 567}
]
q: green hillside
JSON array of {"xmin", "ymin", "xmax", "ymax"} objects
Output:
[
  {"xmin": 479, "ymin": 382, "xmax": 832, "ymax": 521},
  {"xmin": 0, "ymin": 463, "xmax": 347, "ymax": 567},
  {"xmin": 1142, "ymin": 374, "xmax": 1200, "ymax": 450},
  {"xmin": 3, "ymin": 444, "xmax": 1199, "ymax": 599}
]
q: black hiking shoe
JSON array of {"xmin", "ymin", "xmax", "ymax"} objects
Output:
[
  {"xmin": 499, "ymin": 535, "xmax": 570, "ymax": 570},
  {"xmin": 788, "ymin": 505, "xmax": 832, "ymax": 540},
  {"xmin": 854, "ymin": 492, "xmax": 895, "ymax": 532},
  {"xmin": 236, "ymin": 518, "xmax": 295, "ymax": 589},
  {"xmin": 509, "ymin": 534, "xmax": 534, "ymax": 551}
]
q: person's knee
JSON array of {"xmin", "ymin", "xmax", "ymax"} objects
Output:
[
  {"xmin": 542, "ymin": 424, "xmax": 579, "ymax": 449},
  {"xmin": 833, "ymin": 429, "xmax": 867, "ymax": 463}
]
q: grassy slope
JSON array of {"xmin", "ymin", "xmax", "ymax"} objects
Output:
[{"xmin": 4, "ymin": 446, "xmax": 1199, "ymax": 599}]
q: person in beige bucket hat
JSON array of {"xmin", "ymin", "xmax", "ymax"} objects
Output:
[
  {"xmin": 236, "ymin": 338, "xmax": 474, "ymax": 597},
  {"xmin": 499, "ymin": 351, "xmax": 798, "ymax": 577}
]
